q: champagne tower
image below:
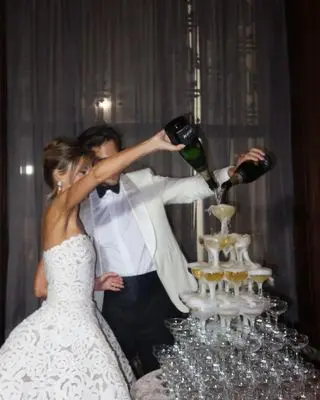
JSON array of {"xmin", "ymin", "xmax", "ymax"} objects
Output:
[{"xmin": 181, "ymin": 204, "xmax": 273, "ymax": 331}]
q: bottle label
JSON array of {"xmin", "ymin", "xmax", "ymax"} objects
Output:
[{"xmin": 176, "ymin": 125, "xmax": 197, "ymax": 146}]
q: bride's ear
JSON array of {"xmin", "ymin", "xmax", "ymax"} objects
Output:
[
  {"xmin": 53, "ymin": 169, "xmax": 64, "ymax": 185},
  {"xmin": 51, "ymin": 170, "xmax": 66, "ymax": 196}
]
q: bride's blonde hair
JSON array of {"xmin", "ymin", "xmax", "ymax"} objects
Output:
[{"xmin": 43, "ymin": 137, "xmax": 89, "ymax": 199}]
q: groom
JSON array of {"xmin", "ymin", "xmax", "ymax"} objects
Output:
[{"xmin": 78, "ymin": 124, "xmax": 264, "ymax": 376}]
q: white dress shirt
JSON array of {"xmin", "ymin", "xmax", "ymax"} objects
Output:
[{"xmin": 91, "ymin": 178, "xmax": 155, "ymax": 277}]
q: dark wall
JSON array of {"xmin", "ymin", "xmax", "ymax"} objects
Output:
[{"xmin": 287, "ymin": 0, "xmax": 320, "ymax": 346}]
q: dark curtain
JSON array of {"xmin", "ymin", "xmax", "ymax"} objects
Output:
[
  {"xmin": 4, "ymin": 0, "xmax": 296, "ymax": 338},
  {"xmin": 287, "ymin": 0, "xmax": 320, "ymax": 348},
  {"xmin": 4, "ymin": 0, "xmax": 198, "ymax": 336},
  {"xmin": 0, "ymin": 0, "xmax": 8, "ymax": 345},
  {"xmin": 194, "ymin": 0, "xmax": 296, "ymax": 319}
]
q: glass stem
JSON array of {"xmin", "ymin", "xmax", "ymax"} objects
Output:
[
  {"xmin": 199, "ymin": 281, "xmax": 206, "ymax": 296},
  {"xmin": 200, "ymin": 318, "xmax": 206, "ymax": 335},
  {"xmin": 209, "ymin": 283, "xmax": 216, "ymax": 299},
  {"xmin": 248, "ymin": 279, "xmax": 253, "ymax": 293},
  {"xmin": 221, "ymin": 219, "xmax": 228, "ymax": 236},
  {"xmin": 294, "ymin": 350, "xmax": 299, "ymax": 366}
]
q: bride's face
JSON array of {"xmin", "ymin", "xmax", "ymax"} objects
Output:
[
  {"xmin": 54, "ymin": 155, "xmax": 93, "ymax": 191},
  {"xmin": 57, "ymin": 157, "xmax": 91, "ymax": 188}
]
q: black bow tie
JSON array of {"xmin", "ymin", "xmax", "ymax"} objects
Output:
[{"xmin": 96, "ymin": 183, "xmax": 120, "ymax": 198}]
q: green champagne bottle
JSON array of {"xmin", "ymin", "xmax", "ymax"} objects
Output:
[
  {"xmin": 221, "ymin": 151, "xmax": 275, "ymax": 192},
  {"xmin": 164, "ymin": 116, "xmax": 219, "ymax": 191}
]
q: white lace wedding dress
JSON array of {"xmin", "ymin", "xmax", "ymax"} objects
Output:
[{"xmin": 0, "ymin": 234, "xmax": 135, "ymax": 400}]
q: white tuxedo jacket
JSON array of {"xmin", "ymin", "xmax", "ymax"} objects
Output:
[{"xmin": 80, "ymin": 167, "xmax": 230, "ymax": 312}]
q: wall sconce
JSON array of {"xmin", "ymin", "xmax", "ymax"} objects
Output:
[
  {"xmin": 95, "ymin": 97, "xmax": 112, "ymax": 121},
  {"xmin": 20, "ymin": 164, "xmax": 34, "ymax": 175},
  {"xmin": 98, "ymin": 98, "xmax": 112, "ymax": 110}
]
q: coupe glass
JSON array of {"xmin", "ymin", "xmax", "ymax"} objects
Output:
[
  {"xmin": 204, "ymin": 269, "xmax": 224, "ymax": 299},
  {"xmin": 289, "ymin": 333, "xmax": 309, "ymax": 368},
  {"xmin": 249, "ymin": 267, "xmax": 272, "ymax": 297},
  {"xmin": 207, "ymin": 204, "xmax": 236, "ymax": 236},
  {"xmin": 266, "ymin": 327, "xmax": 286, "ymax": 353},
  {"xmin": 190, "ymin": 263, "xmax": 208, "ymax": 296},
  {"xmin": 225, "ymin": 269, "xmax": 248, "ymax": 297},
  {"xmin": 267, "ymin": 298, "xmax": 288, "ymax": 327},
  {"xmin": 202, "ymin": 235, "xmax": 220, "ymax": 268}
]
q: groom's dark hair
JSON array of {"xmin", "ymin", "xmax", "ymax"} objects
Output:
[{"xmin": 78, "ymin": 124, "xmax": 122, "ymax": 152}]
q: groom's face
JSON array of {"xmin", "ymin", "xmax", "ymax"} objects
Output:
[
  {"xmin": 92, "ymin": 139, "xmax": 120, "ymax": 183},
  {"xmin": 92, "ymin": 139, "xmax": 119, "ymax": 161}
]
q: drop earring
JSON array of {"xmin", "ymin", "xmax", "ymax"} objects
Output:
[{"xmin": 57, "ymin": 181, "xmax": 63, "ymax": 193}]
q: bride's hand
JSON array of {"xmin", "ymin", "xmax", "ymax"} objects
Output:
[
  {"xmin": 95, "ymin": 272, "xmax": 124, "ymax": 291},
  {"xmin": 149, "ymin": 130, "xmax": 185, "ymax": 152}
]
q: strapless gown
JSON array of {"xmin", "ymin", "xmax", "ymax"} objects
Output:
[{"xmin": 0, "ymin": 234, "xmax": 135, "ymax": 399}]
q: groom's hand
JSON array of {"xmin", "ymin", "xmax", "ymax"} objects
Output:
[
  {"xmin": 150, "ymin": 130, "xmax": 185, "ymax": 152},
  {"xmin": 95, "ymin": 272, "xmax": 124, "ymax": 291},
  {"xmin": 228, "ymin": 148, "xmax": 265, "ymax": 176}
]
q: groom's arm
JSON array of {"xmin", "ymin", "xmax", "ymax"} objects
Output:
[
  {"xmin": 151, "ymin": 167, "xmax": 232, "ymax": 205},
  {"xmin": 150, "ymin": 148, "xmax": 265, "ymax": 205}
]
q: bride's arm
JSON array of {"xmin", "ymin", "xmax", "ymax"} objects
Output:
[
  {"xmin": 34, "ymin": 259, "xmax": 47, "ymax": 298},
  {"xmin": 63, "ymin": 131, "xmax": 183, "ymax": 211}
]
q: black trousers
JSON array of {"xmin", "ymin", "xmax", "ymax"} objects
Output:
[{"xmin": 102, "ymin": 271, "xmax": 183, "ymax": 377}]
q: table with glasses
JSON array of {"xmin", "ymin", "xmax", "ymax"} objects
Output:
[
  {"xmin": 131, "ymin": 312, "xmax": 320, "ymax": 399},
  {"xmin": 131, "ymin": 204, "xmax": 320, "ymax": 399}
]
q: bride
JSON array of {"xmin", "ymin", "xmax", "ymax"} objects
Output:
[{"xmin": 0, "ymin": 130, "xmax": 183, "ymax": 399}]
